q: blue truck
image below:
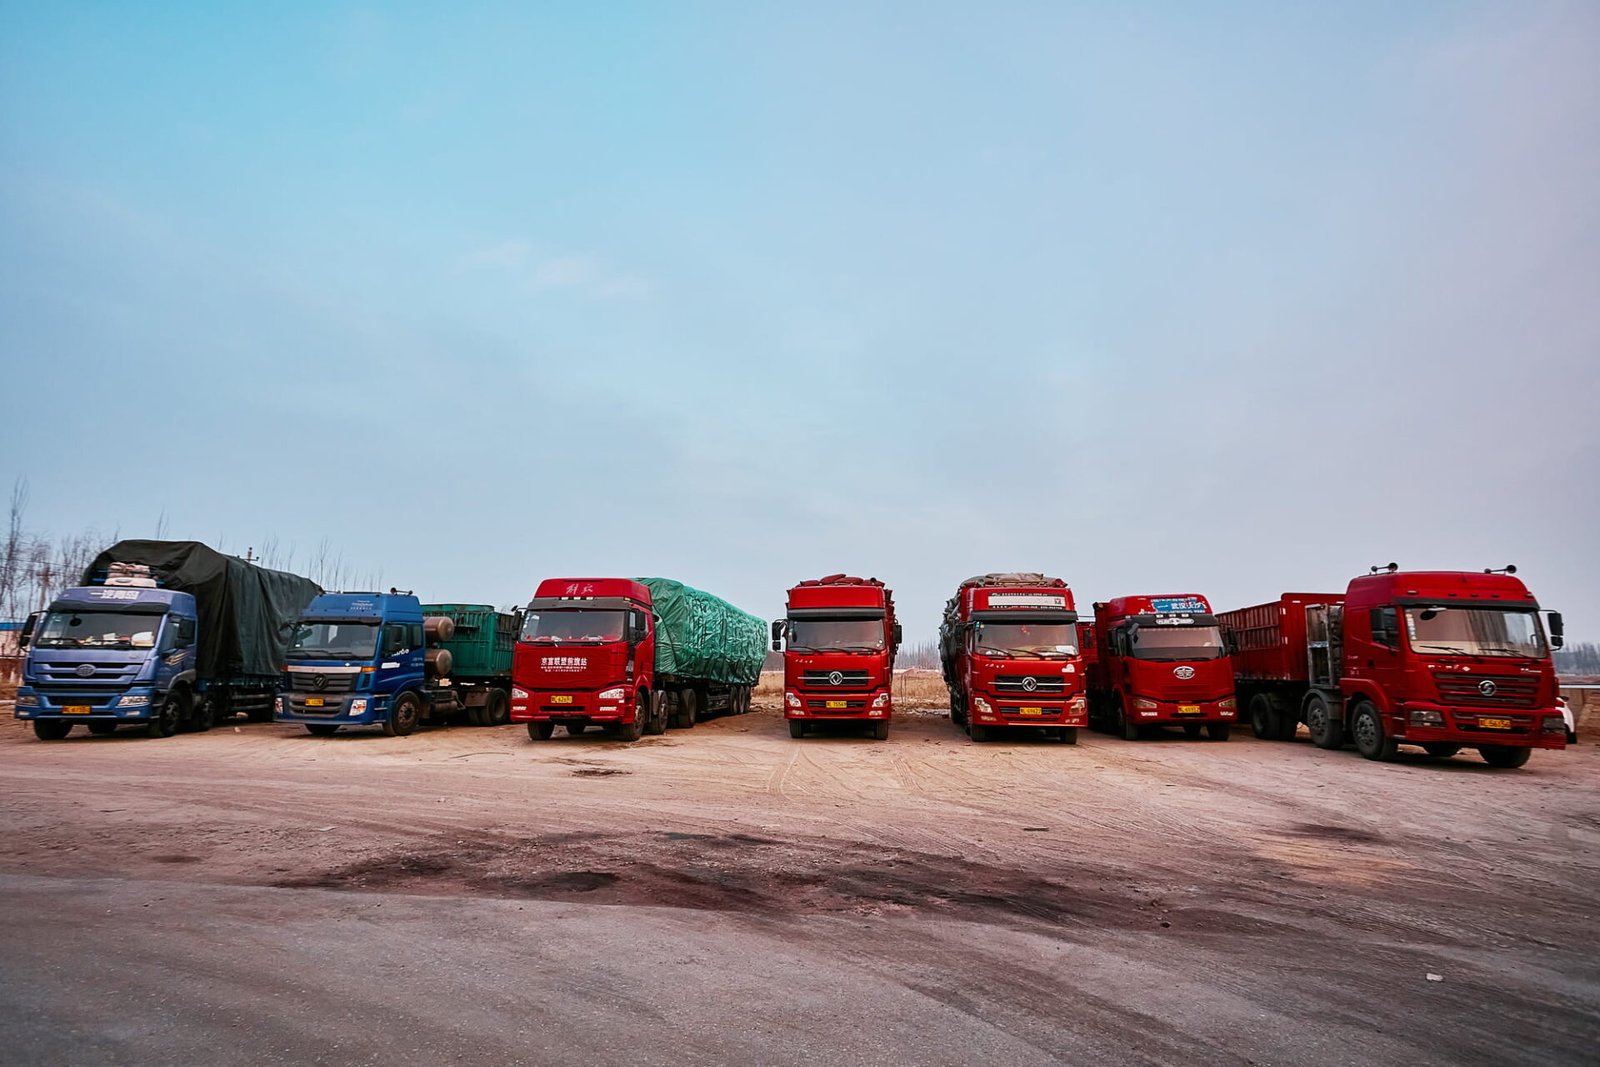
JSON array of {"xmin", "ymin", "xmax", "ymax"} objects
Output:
[
  {"xmin": 274, "ymin": 592, "xmax": 519, "ymax": 737},
  {"xmin": 14, "ymin": 541, "xmax": 321, "ymax": 740}
]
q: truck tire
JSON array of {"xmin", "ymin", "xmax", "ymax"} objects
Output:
[
  {"xmin": 968, "ymin": 723, "xmax": 990, "ymax": 743},
  {"xmin": 306, "ymin": 724, "xmax": 340, "ymax": 737},
  {"xmin": 1305, "ymin": 692, "xmax": 1343, "ymax": 750},
  {"xmin": 615, "ymin": 694, "xmax": 645, "ymax": 742},
  {"xmin": 466, "ymin": 705, "xmax": 486, "ymax": 726},
  {"xmin": 1118, "ymin": 699, "xmax": 1140, "ymax": 742},
  {"xmin": 481, "ymin": 690, "xmax": 510, "ymax": 727},
  {"xmin": 146, "ymin": 691, "xmax": 184, "ymax": 738},
  {"xmin": 1478, "ymin": 745, "xmax": 1532, "ymax": 769},
  {"xmin": 1422, "ymin": 743, "xmax": 1461, "ymax": 758},
  {"xmin": 1349, "ymin": 701, "xmax": 1397, "ymax": 762},
  {"xmin": 673, "ymin": 688, "xmax": 699, "ymax": 729},
  {"xmin": 187, "ymin": 696, "xmax": 214, "ymax": 733},
  {"xmin": 1249, "ymin": 694, "xmax": 1278, "ymax": 740},
  {"xmin": 1206, "ymin": 722, "xmax": 1231, "ymax": 741},
  {"xmin": 788, "ymin": 720, "xmax": 805, "ymax": 738},
  {"xmin": 529, "ymin": 722, "xmax": 555, "ymax": 740},
  {"xmin": 645, "ymin": 691, "xmax": 668, "ymax": 735},
  {"xmin": 949, "ymin": 689, "xmax": 965, "ymax": 726},
  {"xmin": 1183, "ymin": 723, "xmax": 1203, "ymax": 739},
  {"xmin": 383, "ymin": 692, "xmax": 422, "ymax": 737},
  {"xmin": 1273, "ymin": 699, "xmax": 1300, "ymax": 741},
  {"xmin": 1059, "ymin": 727, "xmax": 1078, "ymax": 745},
  {"xmin": 872, "ymin": 720, "xmax": 890, "ymax": 741},
  {"xmin": 87, "ymin": 721, "xmax": 117, "ymax": 736},
  {"xmin": 33, "ymin": 720, "xmax": 72, "ymax": 741}
]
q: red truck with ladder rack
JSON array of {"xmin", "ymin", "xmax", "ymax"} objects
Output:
[
  {"xmin": 771, "ymin": 575, "xmax": 901, "ymax": 740},
  {"xmin": 1217, "ymin": 565, "xmax": 1567, "ymax": 768},
  {"xmin": 1085, "ymin": 594, "xmax": 1237, "ymax": 741},
  {"xmin": 940, "ymin": 573, "xmax": 1087, "ymax": 743}
]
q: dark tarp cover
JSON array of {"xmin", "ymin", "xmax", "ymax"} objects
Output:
[
  {"xmin": 638, "ymin": 578, "xmax": 766, "ymax": 686},
  {"xmin": 82, "ymin": 541, "xmax": 322, "ymax": 681}
]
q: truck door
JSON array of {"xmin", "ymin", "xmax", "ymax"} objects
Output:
[
  {"xmin": 383, "ymin": 622, "xmax": 425, "ymax": 687},
  {"xmin": 1360, "ymin": 605, "xmax": 1404, "ymax": 715}
]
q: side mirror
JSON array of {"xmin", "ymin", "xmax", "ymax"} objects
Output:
[
  {"xmin": 18, "ymin": 612, "xmax": 38, "ymax": 651},
  {"xmin": 1548, "ymin": 611, "xmax": 1564, "ymax": 650},
  {"xmin": 770, "ymin": 619, "xmax": 783, "ymax": 652},
  {"xmin": 893, "ymin": 623, "xmax": 903, "ymax": 646}
]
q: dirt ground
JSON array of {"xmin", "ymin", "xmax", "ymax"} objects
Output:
[{"xmin": 2, "ymin": 697, "xmax": 1597, "ymax": 1066}]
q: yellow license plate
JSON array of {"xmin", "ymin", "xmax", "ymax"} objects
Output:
[
  {"xmin": 1018, "ymin": 707, "xmax": 1043, "ymax": 716},
  {"xmin": 1480, "ymin": 717, "xmax": 1511, "ymax": 730},
  {"xmin": 825, "ymin": 700, "xmax": 847, "ymax": 709},
  {"xmin": 64, "ymin": 705, "xmax": 91, "ymax": 714},
  {"xmin": 552, "ymin": 695, "xmax": 573, "ymax": 704},
  {"xmin": 1177, "ymin": 705, "xmax": 1202, "ymax": 715},
  {"xmin": 304, "ymin": 697, "xmax": 325, "ymax": 707}
]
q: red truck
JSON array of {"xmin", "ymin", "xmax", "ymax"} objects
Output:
[
  {"xmin": 771, "ymin": 575, "xmax": 901, "ymax": 740},
  {"xmin": 1217, "ymin": 566, "xmax": 1568, "ymax": 768},
  {"xmin": 939, "ymin": 573, "xmax": 1087, "ymax": 743},
  {"xmin": 510, "ymin": 577, "xmax": 765, "ymax": 743},
  {"xmin": 1085, "ymin": 595, "xmax": 1237, "ymax": 741}
]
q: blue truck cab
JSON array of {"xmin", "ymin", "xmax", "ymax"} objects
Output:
[
  {"xmin": 15, "ymin": 585, "xmax": 202, "ymax": 740},
  {"xmin": 276, "ymin": 592, "xmax": 427, "ymax": 736}
]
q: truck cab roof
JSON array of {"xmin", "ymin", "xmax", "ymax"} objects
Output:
[
  {"xmin": 301, "ymin": 592, "xmax": 423, "ymax": 622},
  {"xmin": 788, "ymin": 578, "xmax": 892, "ymax": 612},
  {"xmin": 1345, "ymin": 571, "xmax": 1539, "ymax": 610},
  {"xmin": 50, "ymin": 586, "xmax": 194, "ymax": 615},
  {"xmin": 532, "ymin": 578, "xmax": 652, "ymax": 606},
  {"xmin": 1096, "ymin": 594, "xmax": 1213, "ymax": 621}
]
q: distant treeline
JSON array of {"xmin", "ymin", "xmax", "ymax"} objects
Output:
[{"xmin": 1555, "ymin": 642, "xmax": 1600, "ymax": 676}]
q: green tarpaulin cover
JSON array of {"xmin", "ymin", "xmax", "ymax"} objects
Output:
[
  {"xmin": 639, "ymin": 578, "xmax": 766, "ymax": 686},
  {"xmin": 82, "ymin": 541, "xmax": 322, "ymax": 682}
]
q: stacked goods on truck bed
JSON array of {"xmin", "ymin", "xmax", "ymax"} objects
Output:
[
  {"xmin": 83, "ymin": 540, "xmax": 322, "ymax": 681},
  {"xmin": 639, "ymin": 577, "xmax": 766, "ymax": 685}
]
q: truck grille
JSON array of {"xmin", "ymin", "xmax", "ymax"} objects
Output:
[
  {"xmin": 994, "ymin": 674, "xmax": 1065, "ymax": 694},
  {"xmin": 801, "ymin": 670, "xmax": 869, "ymax": 688},
  {"xmin": 36, "ymin": 663, "xmax": 141, "ymax": 686},
  {"xmin": 1432, "ymin": 673, "xmax": 1539, "ymax": 709},
  {"xmin": 286, "ymin": 670, "xmax": 358, "ymax": 694}
]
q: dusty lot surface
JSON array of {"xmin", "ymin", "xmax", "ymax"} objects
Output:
[{"xmin": 2, "ymin": 701, "xmax": 1597, "ymax": 1066}]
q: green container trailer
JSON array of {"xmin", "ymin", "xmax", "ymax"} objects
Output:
[{"xmin": 421, "ymin": 603, "xmax": 521, "ymax": 725}]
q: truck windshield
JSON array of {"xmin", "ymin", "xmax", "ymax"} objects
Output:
[
  {"xmin": 787, "ymin": 617, "xmax": 885, "ymax": 652},
  {"xmin": 1405, "ymin": 607, "xmax": 1546, "ymax": 658},
  {"xmin": 973, "ymin": 622, "xmax": 1077, "ymax": 657},
  {"xmin": 521, "ymin": 610, "xmax": 625, "ymax": 643},
  {"xmin": 1129, "ymin": 625, "xmax": 1226, "ymax": 661},
  {"xmin": 34, "ymin": 610, "xmax": 163, "ymax": 650},
  {"xmin": 289, "ymin": 622, "xmax": 379, "ymax": 659}
]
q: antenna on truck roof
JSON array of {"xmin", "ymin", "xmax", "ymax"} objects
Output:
[{"xmin": 1369, "ymin": 562, "xmax": 1399, "ymax": 574}]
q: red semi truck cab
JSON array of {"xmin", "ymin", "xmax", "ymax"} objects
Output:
[
  {"xmin": 773, "ymin": 575, "xmax": 901, "ymax": 740},
  {"xmin": 1089, "ymin": 595, "xmax": 1238, "ymax": 741},
  {"xmin": 1219, "ymin": 567, "xmax": 1568, "ymax": 768},
  {"xmin": 511, "ymin": 578, "xmax": 660, "ymax": 742},
  {"xmin": 940, "ymin": 574, "xmax": 1088, "ymax": 743}
]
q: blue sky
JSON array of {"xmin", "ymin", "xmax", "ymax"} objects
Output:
[{"xmin": 2, "ymin": 2, "xmax": 1596, "ymax": 640}]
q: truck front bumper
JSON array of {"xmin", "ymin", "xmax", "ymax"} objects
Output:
[
  {"xmin": 510, "ymin": 687, "xmax": 637, "ymax": 725},
  {"xmin": 969, "ymin": 692, "xmax": 1089, "ymax": 728},
  {"xmin": 13, "ymin": 685, "xmax": 158, "ymax": 722},
  {"xmin": 1128, "ymin": 695, "xmax": 1238, "ymax": 726},
  {"xmin": 784, "ymin": 687, "xmax": 891, "ymax": 721},
  {"xmin": 274, "ymin": 692, "xmax": 388, "ymax": 727},
  {"xmin": 1394, "ymin": 703, "xmax": 1567, "ymax": 749}
]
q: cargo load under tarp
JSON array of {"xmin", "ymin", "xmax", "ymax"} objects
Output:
[
  {"xmin": 639, "ymin": 578, "xmax": 766, "ymax": 686},
  {"xmin": 82, "ymin": 541, "xmax": 322, "ymax": 681}
]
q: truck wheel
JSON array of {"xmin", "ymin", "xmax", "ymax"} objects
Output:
[
  {"xmin": 481, "ymin": 690, "xmax": 510, "ymax": 727},
  {"xmin": 33, "ymin": 720, "xmax": 72, "ymax": 741},
  {"xmin": 1349, "ymin": 701, "xmax": 1396, "ymax": 762},
  {"xmin": 1478, "ymin": 745, "xmax": 1532, "ymax": 769},
  {"xmin": 1272, "ymin": 699, "xmax": 1300, "ymax": 741},
  {"xmin": 383, "ymin": 693, "xmax": 422, "ymax": 737},
  {"xmin": 968, "ymin": 723, "xmax": 990, "ymax": 743},
  {"xmin": 1249, "ymin": 694, "xmax": 1278, "ymax": 740},
  {"xmin": 872, "ymin": 720, "xmax": 890, "ymax": 741},
  {"xmin": 1422, "ymin": 743, "xmax": 1461, "ymax": 758},
  {"xmin": 1305, "ymin": 693, "xmax": 1343, "ymax": 749},
  {"xmin": 306, "ymin": 724, "xmax": 340, "ymax": 737},
  {"xmin": 146, "ymin": 692, "xmax": 184, "ymax": 738},
  {"xmin": 645, "ymin": 692, "xmax": 667, "ymax": 735},
  {"xmin": 1206, "ymin": 723, "xmax": 1231, "ymax": 741},
  {"xmin": 466, "ymin": 706, "xmax": 486, "ymax": 726},
  {"xmin": 1118, "ymin": 700, "xmax": 1140, "ymax": 742},
  {"xmin": 187, "ymin": 697, "xmax": 214, "ymax": 733},
  {"xmin": 87, "ymin": 721, "xmax": 117, "ymax": 736},
  {"xmin": 673, "ymin": 688, "xmax": 699, "ymax": 729},
  {"xmin": 788, "ymin": 720, "xmax": 805, "ymax": 738},
  {"xmin": 1183, "ymin": 724, "xmax": 1203, "ymax": 739},
  {"xmin": 529, "ymin": 722, "xmax": 555, "ymax": 741},
  {"xmin": 1060, "ymin": 727, "xmax": 1078, "ymax": 745},
  {"xmin": 616, "ymin": 694, "xmax": 646, "ymax": 742}
]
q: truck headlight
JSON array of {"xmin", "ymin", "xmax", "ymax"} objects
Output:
[
  {"xmin": 350, "ymin": 699, "xmax": 368, "ymax": 716},
  {"xmin": 1134, "ymin": 698, "xmax": 1159, "ymax": 711},
  {"xmin": 1218, "ymin": 697, "xmax": 1237, "ymax": 709},
  {"xmin": 512, "ymin": 687, "xmax": 529, "ymax": 701},
  {"xmin": 16, "ymin": 694, "xmax": 38, "ymax": 707},
  {"xmin": 598, "ymin": 687, "xmax": 628, "ymax": 701},
  {"xmin": 1068, "ymin": 694, "xmax": 1086, "ymax": 710},
  {"xmin": 1409, "ymin": 709, "xmax": 1444, "ymax": 727},
  {"xmin": 974, "ymin": 697, "xmax": 994, "ymax": 718},
  {"xmin": 1543, "ymin": 716, "xmax": 1567, "ymax": 734},
  {"xmin": 785, "ymin": 692, "xmax": 802, "ymax": 709},
  {"xmin": 273, "ymin": 696, "xmax": 284, "ymax": 713},
  {"xmin": 871, "ymin": 692, "xmax": 889, "ymax": 709},
  {"xmin": 116, "ymin": 694, "xmax": 150, "ymax": 708}
]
